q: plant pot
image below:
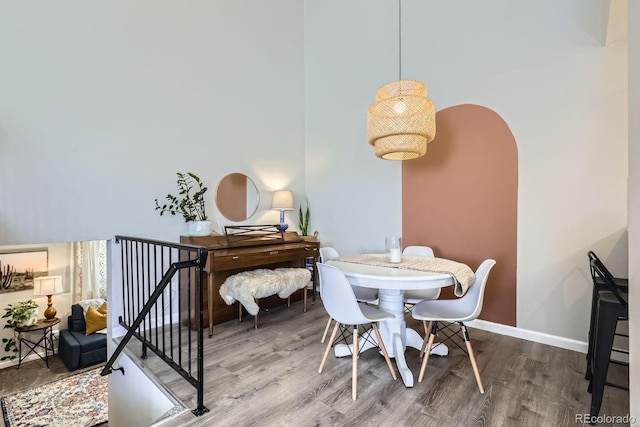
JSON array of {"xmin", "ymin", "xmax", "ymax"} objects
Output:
[
  {"xmin": 187, "ymin": 220, "xmax": 212, "ymax": 237},
  {"xmin": 16, "ymin": 308, "xmax": 38, "ymax": 328}
]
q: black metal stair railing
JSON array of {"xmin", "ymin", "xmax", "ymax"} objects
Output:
[{"xmin": 102, "ymin": 235, "xmax": 209, "ymax": 416}]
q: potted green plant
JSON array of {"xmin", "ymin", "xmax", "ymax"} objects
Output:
[
  {"xmin": 1, "ymin": 299, "xmax": 38, "ymax": 361},
  {"xmin": 298, "ymin": 200, "xmax": 310, "ymax": 236},
  {"xmin": 154, "ymin": 172, "xmax": 212, "ymax": 236}
]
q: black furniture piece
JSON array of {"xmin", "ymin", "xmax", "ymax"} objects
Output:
[
  {"xmin": 585, "ymin": 251, "xmax": 628, "ymax": 380},
  {"xmin": 15, "ymin": 318, "xmax": 60, "ymax": 369},
  {"xmin": 587, "ymin": 256, "xmax": 629, "ymax": 422},
  {"xmin": 58, "ymin": 304, "xmax": 107, "ymax": 371}
]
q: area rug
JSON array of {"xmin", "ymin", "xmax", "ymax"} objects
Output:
[{"xmin": 1, "ymin": 367, "xmax": 107, "ymax": 427}]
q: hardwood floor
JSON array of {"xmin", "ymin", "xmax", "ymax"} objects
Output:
[{"xmin": 126, "ymin": 299, "xmax": 629, "ymax": 427}]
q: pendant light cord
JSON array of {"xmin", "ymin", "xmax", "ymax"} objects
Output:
[{"xmin": 398, "ymin": 0, "xmax": 402, "ymax": 81}]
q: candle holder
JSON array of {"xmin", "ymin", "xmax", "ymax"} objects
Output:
[{"xmin": 385, "ymin": 236, "xmax": 402, "ymax": 263}]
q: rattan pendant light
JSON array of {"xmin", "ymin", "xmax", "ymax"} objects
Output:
[{"xmin": 367, "ymin": 0, "xmax": 436, "ymax": 160}]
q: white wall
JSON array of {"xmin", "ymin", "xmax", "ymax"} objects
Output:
[
  {"xmin": 0, "ymin": 242, "xmax": 72, "ymax": 368},
  {"xmin": 0, "ymin": 0, "xmax": 306, "ymax": 245},
  {"xmin": 628, "ymin": 1, "xmax": 638, "ymax": 423},
  {"xmin": 304, "ymin": 0, "xmax": 403, "ymax": 253},
  {"xmin": 305, "ymin": 0, "xmax": 628, "ymax": 343}
]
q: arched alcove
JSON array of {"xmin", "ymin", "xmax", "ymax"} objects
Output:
[{"xmin": 402, "ymin": 104, "xmax": 518, "ymax": 326}]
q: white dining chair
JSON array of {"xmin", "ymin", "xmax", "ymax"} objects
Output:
[
  {"xmin": 412, "ymin": 259, "xmax": 496, "ymax": 393},
  {"xmin": 402, "ymin": 246, "xmax": 440, "ymax": 313},
  {"xmin": 319, "ymin": 247, "xmax": 378, "ymax": 343},
  {"xmin": 317, "ymin": 263, "xmax": 397, "ymax": 400}
]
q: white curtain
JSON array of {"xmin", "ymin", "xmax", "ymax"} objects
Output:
[{"xmin": 73, "ymin": 240, "xmax": 107, "ymax": 302}]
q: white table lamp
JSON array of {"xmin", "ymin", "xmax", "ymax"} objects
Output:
[
  {"xmin": 33, "ymin": 276, "xmax": 63, "ymax": 322},
  {"xmin": 271, "ymin": 190, "xmax": 294, "ymax": 232}
]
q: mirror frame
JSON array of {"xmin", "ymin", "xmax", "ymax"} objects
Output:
[{"xmin": 215, "ymin": 173, "xmax": 260, "ymax": 222}]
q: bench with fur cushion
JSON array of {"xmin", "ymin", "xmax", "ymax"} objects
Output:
[{"xmin": 219, "ymin": 268, "xmax": 311, "ymax": 327}]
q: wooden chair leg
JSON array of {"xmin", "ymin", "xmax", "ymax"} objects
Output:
[
  {"xmin": 238, "ymin": 303, "xmax": 242, "ymax": 321},
  {"xmin": 352, "ymin": 325, "xmax": 358, "ymax": 400},
  {"xmin": 372, "ymin": 323, "xmax": 397, "ymax": 380},
  {"xmin": 303, "ymin": 287, "xmax": 307, "ymax": 312},
  {"xmin": 254, "ymin": 314, "xmax": 258, "ymax": 329},
  {"xmin": 321, "ymin": 317, "xmax": 333, "ymax": 343},
  {"xmin": 319, "ymin": 322, "xmax": 340, "ymax": 373},
  {"xmin": 420, "ymin": 320, "xmax": 431, "ymax": 357},
  {"xmin": 418, "ymin": 333, "xmax": 436, "ymax": 382},
  {"xmin": 461, "ymin": 324, "xmax": 484, "ymax": 394}
]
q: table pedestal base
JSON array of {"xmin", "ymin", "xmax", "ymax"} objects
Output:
[{"xmin": 324, "ymin": 259, "xmax": 454, "ymax": 388}]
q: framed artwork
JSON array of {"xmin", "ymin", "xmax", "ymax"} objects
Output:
[{"xmin": 0, "ymin": 250, "xmax": 48, "ymax": 294}]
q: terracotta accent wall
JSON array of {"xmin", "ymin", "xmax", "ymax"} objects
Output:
[{"xmin": 402, "ymin": 104, "xmax": 518, "ymax": 326}]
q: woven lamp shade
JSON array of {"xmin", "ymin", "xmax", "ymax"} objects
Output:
[{"xmin": 367, "ymin": 80, "xmax": 436, "ymax": 160}]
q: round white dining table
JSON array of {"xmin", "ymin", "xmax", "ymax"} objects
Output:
[{"xmin": 325, "ymin": 256, "xmax": 455, "ymax": 387}]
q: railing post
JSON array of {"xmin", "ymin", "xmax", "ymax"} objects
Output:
[{"xmin": 193, "ymin": 247, "xmax": 209, "ymax": 416}]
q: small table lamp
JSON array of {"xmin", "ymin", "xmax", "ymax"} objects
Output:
[
  {"xmin": 271, "ymin": 190, "xmax": 294, "ymax": 232},
  {"xmin": 33, "ymin": 276, "xmax": 63, "ymax": 322}
]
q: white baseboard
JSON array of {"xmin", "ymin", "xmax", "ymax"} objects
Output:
[
  {"xmin": 467, "ymin": 320, "xmax": 629, "ymax": 363},
  {"xmin": 466, "ymin": 319, "xmax": 589, "ymax": 354},
  {"xmin": 0, "ymin": 352, "xmax": 49, "ymax": 370}
]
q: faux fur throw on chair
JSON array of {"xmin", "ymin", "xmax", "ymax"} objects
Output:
[{"xmin": 219, "ymin": 268, "xmax": 311, "ymax": 316}]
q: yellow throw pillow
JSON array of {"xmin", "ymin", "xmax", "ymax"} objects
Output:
[
  {"xmin": 85, "ymin": 305, "xmax": 107, "ymax": 335},
  {"xmin": 97, "ymin": 301, "xmax": 107, "ymax": 315}
]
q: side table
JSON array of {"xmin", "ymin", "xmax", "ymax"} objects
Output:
[{"xmin": 14, "ymin": 318, "xmax": 61, "ymax": 369}]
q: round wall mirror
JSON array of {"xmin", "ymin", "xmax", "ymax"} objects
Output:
[{"xmin": 215, "ymin": 173, "xmax": 260, "ymax": 222}]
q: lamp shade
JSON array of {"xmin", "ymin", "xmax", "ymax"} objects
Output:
[
  {"xmin": 367, "ymin": 80, "xmax": 436, "ymax": 160},
  {"xmin": 271, "ymin": 190, "xmax": 294, "ymax": 211},
  {"xmin": 33, "ymin": 276, "xmax": 63, "ymax": 296}
]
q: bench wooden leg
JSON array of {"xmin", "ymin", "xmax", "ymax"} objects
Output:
[{"xmin": 303, "ymin": 286, "xmax": 307, "ymax": 312}]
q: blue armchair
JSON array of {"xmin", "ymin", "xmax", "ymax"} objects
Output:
[{"xmin": 58, "ymin": 303, "xmax": 107, "ymax": 371}]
